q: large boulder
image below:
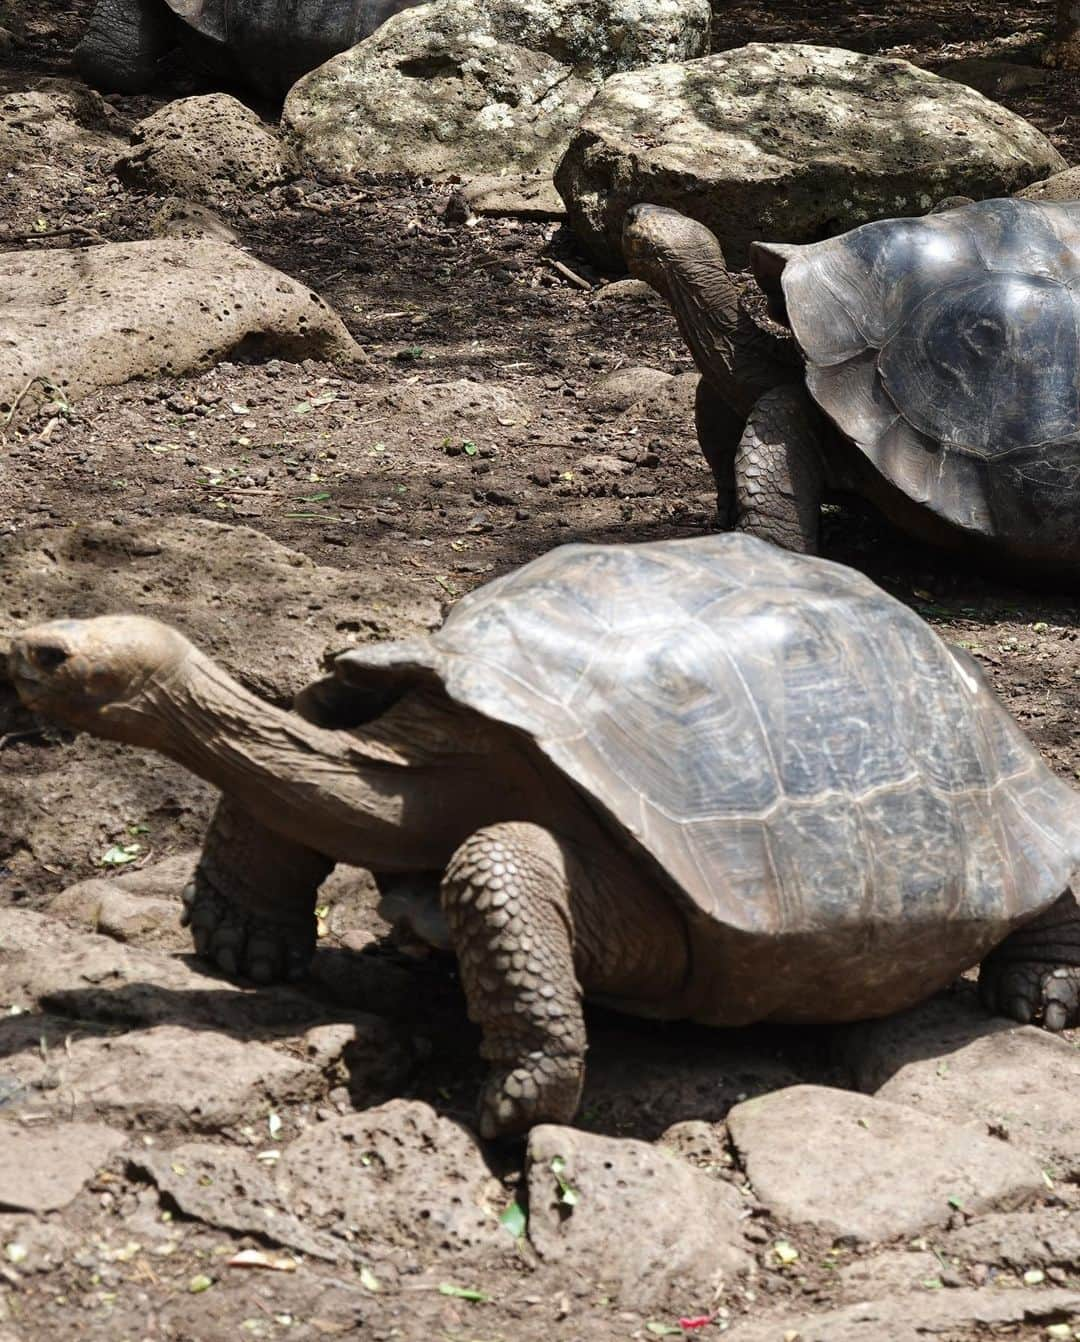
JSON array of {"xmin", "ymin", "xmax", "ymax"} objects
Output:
[
  {"xmin": 115, "ymin": 93, "xmax": 297, "ymax": 200},
  {"xmin": 283, "ymin": 0, "xmax": 710, "ymax": 181},
  {"xmin": 555, "ymin": 42, "xmax": 1067, "ymax": 268},
  {"xmin": 0, "ymin": 238, "xmax": 360, "ymax": 427}
]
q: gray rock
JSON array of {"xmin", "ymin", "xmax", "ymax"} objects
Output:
[
  {"xmin": 116, "ymin": 94, "xmax": 297, "ymax": 200},
  {"xmin": 278, "ymin": 1102, "xmax": 506, "ymax": 1256},
  {"xmin": 720, "ymin": 1288, "xmax": 1080, "ymax": 1342},
  {"xmin": 151, "ymin": 197, "xmax": 240, "ymax": 242},
  {"xmin": 942, "ymin": 1208, "xmax": 1080, "ymax": 1271},
  {"xmin": 0, "ymin": 239, "xmax": 360, "ymax": 428},
  {"xmin": 1016, "ymin": 166, "xmax": 1080, "ymax": 202},
  {"xmin": 837, "ymin": 995, "xmax": 1080, "ymax": 1181},
  {"xmin": 283, "ymin": 0, "xmax": 710, "ymax": 181},
  {"xmin": 1, "ymin": 1023, "xmax": 322, "ymax": 1131},
  {"xmin": 461, "ymin": 172, "xmax": 566, "ymax": 219},
  {"xmin": 555, "ymin": 42, "xmax": 1066, "ymax": 267},
  {"xmin": 0, "ymin": 1123, "xmax": 127, "ymax": 1212},
  {"xmin": 935, "ymin": 56, "xmax": 1049, "ymax": 97},
  {"xmin": 525, "ymin": 1124, "xmax": 750, "ymax": 1307},
  {"xmin": 726, "ymin": 1084, "xmax": 1044, "ymax": 1243},
  {"xmin": 587, "ymin": 365, "xmax": 672, "ymax": 411},
  {"xmin": 136, "ymin": 1101, "xmax": 505, "ymax": 1265}
]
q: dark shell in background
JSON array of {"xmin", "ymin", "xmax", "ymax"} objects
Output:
[{"xmin": 752, "ymin": 198, "xmax": 1080, "ymax": 564}]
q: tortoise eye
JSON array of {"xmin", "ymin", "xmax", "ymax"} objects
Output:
[{"xmin": 34, "ymin": 645, "xmax": 69, "ymax": 672}]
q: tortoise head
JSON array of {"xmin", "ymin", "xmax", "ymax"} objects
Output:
[
  {"xmin": 9, "ymin": 615, "xmax": 194, "ymax": 743},
  {"xmin": 621, "ymin": 204, "xmax": 728, "ymax": 300}
]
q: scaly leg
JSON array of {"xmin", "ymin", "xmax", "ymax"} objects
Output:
[
  {"xmin": 734, "ymin": 384, "xmax": 826, "ymax": 554},
  {"xmin": 978, "ymin": 889, "xmax": 1080, "ymax": 1031},
  {"xmin": 181, "ymin": 796, "xmax": 332, "ymax": 983},
  {"xmin": 441, "ymin": 822, "xmax": 689, "ymax": 1137},
  {"xmin": 695, "ymin": 378, "xmax": 743, "ymax": 529}
]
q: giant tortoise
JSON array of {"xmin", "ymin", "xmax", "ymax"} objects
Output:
[
  {"xmin": 76, "ymin": 0, "xmax": 421, "ymax": 96},
  {"xmin": 10, "ymin": 535, "xmax": 1080, "ymax": 1136},
  {"xmin": 623, "ymin": 197, "xmax": 1080, "ymax": 581}
]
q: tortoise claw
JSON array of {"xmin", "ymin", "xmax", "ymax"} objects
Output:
[{"xmin": 183, "ymin": 867, "xmax": 316, "ymax": 985}]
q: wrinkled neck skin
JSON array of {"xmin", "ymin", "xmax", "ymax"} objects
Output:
[
  {"xmin": 103, "ymin": 648, "xmax": 517, "ymax": 872},
  {"xmin": 657, "ymin": 252, "xmax": 799, "ymax": 417}
]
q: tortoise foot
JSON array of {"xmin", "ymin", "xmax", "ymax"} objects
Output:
[
  {"xmin": 978, "ymin": 890, "xmax": 1080, "ymax": 1031},
  {"xmin": 478, "ymin": 1054, "xmax": 584, "ymax": 1140},
  {"xmin": 181, "ymin": 869, "xmax": 315, "ymax": 984}
]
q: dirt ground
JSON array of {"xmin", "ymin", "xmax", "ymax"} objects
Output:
[{"xmin": 0, "ymin": 1, "xmax": 1078, "ymax": 1339}]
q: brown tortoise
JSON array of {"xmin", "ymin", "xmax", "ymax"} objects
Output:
[
  {"xmin": 623, "ymin": 197, "xmax": 1080, "ymax": 582},
  {"xmin": 10, "ymin": 535, "xmax": 1080, "ymax": 1136}
]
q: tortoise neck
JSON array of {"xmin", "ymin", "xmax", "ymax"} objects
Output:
[
  {"xmin": 660, "ymin": 250, "xmax": 799, "ymax": 416},
  {"xmin": 132, "ymin": 649, "xmax": 466, "ymax": 870}
]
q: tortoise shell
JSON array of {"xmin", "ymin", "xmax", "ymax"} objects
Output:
[
  {"xmin": 333, "ymin": 535, "xmax": 1080, "ymax": 991},
  {"xmin": 751, "ymin": 198, "xmax": 1080, "ymax": 561}
]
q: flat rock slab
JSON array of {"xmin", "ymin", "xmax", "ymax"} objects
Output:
[
  {"xmin": 526, "ymin": 1125, "xmax": 749, "ymax": 1307},
  {"xmin": 726, "ymin": 1084, "xmax": 1044, "ymax": 1242},
  {"xmin": 555, "ymin": 42, "xmax": 1065, "ymax": 267},
  {"xmin": 116, "ymin": 94, "xmax": 297, "ymax": 200},
  {"xmin": 0, "ymin": 238, "xmax": 360, "ymax": 427},
  {"xmin": 283, "ymin": 0, "xmax": 709, "ymax": 181},
  {"xmin": 138, "ymin": 1101, "xmax": 506, "ymax": 1265},
  {"xmin": 942, "ymin": 1207, "xmax": 1080, "ymax": 1271},
  {"xmin": 721, "ymin": 1288, "xmax": 1080, "ymax": 1342},
  {"xmin": 48, "ymin": 852, "xmax": 194, "ymax": 950},
  {"xmin": 462, "ymin": 172, "xmax": 565, "ymax": 219},
  {"xmin": 838, "ymin": 995, "xmax": 1080, "ymax": 1180},
  {"xmin": 0, "ymin": 1122, "xmax": 126, "ymax": 1212},
  {"xmin": 1, "ymin": 1022, "xmax": 322, "ymax": 1131}
]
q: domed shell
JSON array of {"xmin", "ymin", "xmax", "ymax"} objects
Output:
[
  {"xmin": 333, "ymin": 534, "xmax": 1080, "ymax": 949},
  {"xmin": 751, "ymin": 198, "xmax": 1080, "ymax": 561}
]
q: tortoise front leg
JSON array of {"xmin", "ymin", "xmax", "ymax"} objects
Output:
[
  {"xmin": 978, "ymin": 889, "xmax": 1080, "ymax": 1031},
  {"xmin": 734, "ymin": 384, "xmax": 826, "ymax": 553},
  {"xmin": 441, "ymin": 822, "xmax": 690, "ymax": 1138},
  {"xmin": 695, "ymin": 379, "xmax": 744, "ymax": 529},
  {"xmin": 182, "ymin": 796, "xmax": 332, "ymax": 983}
]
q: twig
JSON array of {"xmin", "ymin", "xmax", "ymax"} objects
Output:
[
  {"xmin": 0, "ymin": 224, "xmax": 104, "ymax": 246},
  {"xmin": 1, "ymin": 377, "xmax": 44, "ymax": 431},
  {"xmin": 545, "ymin": 258, "xmax": 593, "ymax": 291}
]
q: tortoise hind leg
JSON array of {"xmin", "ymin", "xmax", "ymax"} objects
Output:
[
  {"xmin": 978, "ymin": 889, "xmax": 1080, "ymax": 1031},
  {"xmin": 182, "ymin": 797, "xmax": 332, "ymax": 983},
  {"xmin": 734, "ymin": 384, "xmax": 826, "ymax": 553}
]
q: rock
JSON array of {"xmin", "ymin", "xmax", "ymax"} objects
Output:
[
  {"xmin": 1016, "ymin": 166, "xmax": 1080, "ymax": 202},
  {"xmin": 0, "ymin": 79, "xmax": 122, "ymax": 231},
  {"xmin": 592, "ymin": 277, "xmax": 661, "ymax": 305},
  {"xmin": 0, "ymin": 1123, "xmax": 127, "ymax": 1212},
  {"xmin": 587, "ymin": 364, "xmax": 672, "ymax": 411},
  {"xmin": 555, "ymin": 42, "xmax": 1066, "ymax": 267},
  {"xmin": 525, "ymin": 1125, "xmax": 749, "ymax": 1306},
  {"xmin": 942, "ymin": 1208, "xmax": 1080, "ymax": 1271},
  {"xmin": 936, "ymin": 56, "xmax": 1049, "ymax": 97},
  {"xmin": 461, "ymin": 172, "xmax": 566, "ymax": 219},
  {"xmin": 370, "ymin": 377, "xmax": 533, "ymax": 427},
  {"xmin": 720, "ymin": 1288, "xmax": 1080, "ymax": 1342},
  {"xmin": 0, "ymin": 1216, "xmax": 77, "ymax": 1272},
  {"xmin": 48, "ymin": 852, "xmax": 194, "ymax": 950},
  {"xmin": 837, "ymin": 1248, "xmax": 943, "ymax": 1298},
  {"xmin": 658, "ymin": 1118, "xmax": 732, "ymax": 1172},
  {"xmin": 150, "ymin": 197, "xmax": 240, "ymax": 242},
  {"xmin": 279, "ymin": 1102, "xmax": 505, "ymax": 1256},
  {"xmin": 116, "ymin": 95, "xmax": 297, "ymax": 200},
  {"xmin": 837, "ymin": 994, "xmax": 1080, "ymax": 1181},
  {"xmin": 1, "ymin": 1022, "xmax": 322, "ymax": 1131},
  {"xmin": 0, "ymin": 239, "xmax": 360, "ymax": 428},
  {"xmin": 136, "ymin": 1101, "xmax": 505, "ymax": 1264},
  {"xmin": 618, "ymin": 367, "xmax": 698, "ymax": 418},
  {"xmin": 726, "ymin": 1085, "xmax": 1044, "ymax": 1243},
  {"xmin": 283, "ymin": 0, "xmax": 710, "ymax": 181}
]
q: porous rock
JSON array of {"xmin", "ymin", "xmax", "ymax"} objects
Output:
[
  {"xmin": 116, "ymin": 94, "xmax": 297, "ymax": 200},
  {"xmin": 837, "ymin": 994, "xmax": 1080, "ymax": 1180},
  {"xmin": 0, "ymin": 238, "xmax": 360, "ymax": 426},
  {"xmin": 587, "ymin": 364, "xmax": 672, "ymax": 411},
  {"xmin": 283, "ymin": 0, "xmax": 710, "ymax": 181},
  {"xmin": 942, "ymin": 1207, "xmax": 1080, "ymax": 1271},
  {"xmin": 150, "ymin": 197, "xmax": 239, "ymax": 242},
  {"xmin": 726, "ymin": 1084, "xmax": 1044, "ymax": 1242},
  {"xmin": 1, "ymin": 1022, "xmax": 322, "ymax": 1131},
  {"xmin": 0, "ymin": 1123, "xmax": 127, "ymax": 1212},
  {"xmin": 461, "ymin": 172, "xmax": 566, "ymax": 219},
  {"xmin": 1016, "ymin": 165, "xmax": 1080, "ymax": 201},
  {"xmin": 525, "ymin": 1124, "xmax": 749, "ymax": 1306},
  {"xmin": 719, "ymin": 1288, "xmax": 1080, "ymax": 1342},
  {"xmin": 555, "ymin": 42, "xmax": 1066, "ymax": 267}
]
